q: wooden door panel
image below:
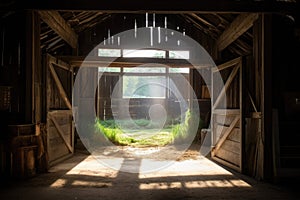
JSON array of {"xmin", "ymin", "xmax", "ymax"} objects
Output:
[
  {"xmin": 212, "ymin": 57, "xmax": 243, "ymax": 172},
  {"xmin": 46, "ymin": 55, "xmax": 74, "ymax": 166},
  {"xmin": 47, "ymin": 110, "xmax": 73, "ymax": 166}
]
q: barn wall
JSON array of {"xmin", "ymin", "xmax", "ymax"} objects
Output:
[
  {"xmin": 0, "ymin": 11, "xmax": 45, "ymax": 179},
  {"xmin": 271, "ymin": 14, "xmax": 300, "ymax": 178},
  {"xmin": 0, "ymin": 12, "xmax": 29, "ymax": 124}
]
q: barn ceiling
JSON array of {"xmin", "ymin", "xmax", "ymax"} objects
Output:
[
  {"xmin": 1, "ymin": 1, "xmax": 298, "ymax": 57},
  {"xmin": 39, "ymin": 11, "xmax": 254, "ymax": 57}
]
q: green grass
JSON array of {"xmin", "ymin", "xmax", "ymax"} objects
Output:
[
  {"xmin": 95, "ymin": 120, "xmax": 173, "ymax": 146},
  {"xmin": 95, "ymin": 120, "xmax": 137, "ymax": 145},
  {"xmin": 94, "ymin": 110, "xmax": 203, "ymax": 147}
]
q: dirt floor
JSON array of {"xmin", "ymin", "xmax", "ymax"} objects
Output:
[{"xmin": 0, "ymin": 144, "xmax": 299, "ymax": 200}]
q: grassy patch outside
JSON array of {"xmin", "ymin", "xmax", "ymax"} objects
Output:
[{"xmin": 94, "ymin": 110, "xmax": 203, "ymax": 147}]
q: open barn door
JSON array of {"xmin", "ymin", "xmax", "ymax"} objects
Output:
[
  {"xmin": 211, "ymin": 57, "xmax": 244, "ymax": 172},
  {"xmin": 46, "ymin": 55, "xmax": 74, "ymax": 166}
]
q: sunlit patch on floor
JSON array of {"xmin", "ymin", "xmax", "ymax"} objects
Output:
[
  {"xmin": 139, "ymin": 182, "xmax": 182, "ymax": 190},
  {"xmin": 183, "ymin": 180, "xmax": 251, "ymax": 188},
  {"xmin": 72, "ymin": 180, "xmax": 112, "ymax": 188},
  {"xmin": 50, "ymin": 178, "xmax": 68, "ymax": 188},
  {"xmin": 139, "ymin": 179, "xmax": 251, "ymax": 190}
]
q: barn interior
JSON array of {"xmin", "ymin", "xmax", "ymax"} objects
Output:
[{"xmin": 0, "ymin": 0, "xmax": 300, "ymax": 199}]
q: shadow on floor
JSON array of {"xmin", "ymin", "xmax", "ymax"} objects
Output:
[{"xmin": 0, "ymin": 144, "xmax": 299, "ymax": 200}]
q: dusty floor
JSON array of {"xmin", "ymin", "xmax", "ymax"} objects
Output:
[{"xmin": 0, "ymin": 145, "xmax": 299, "ymax": 200}]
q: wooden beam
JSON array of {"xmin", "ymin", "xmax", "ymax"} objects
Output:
[
  {"xmin": 212, "ymin": 109, "xmax": 240, "ymax": 116},
  {"xmin": 216, "ymin": 13, "xmax": 258, "ymax": 52},
  {"xmin": 48, "ymin": 54, "xmax": 72, "ymax": 72},
  {"xmin": 261, "ymin": 14, "xmax": 273, "ymax": 182},
  {"xmin": 20, "ymin": 0, "xmax": 299, "ymax": 13},
  {"xmin": 25, "ymin": 11, "xmax": 33, "ymax": 123},
  {"xmin": 49, "ymin": 62, "xmax": 72, "ymax": 110},
  {"xmin": 58, "ymin": 56, "xmax": 214, "ymax": 69},
  {"xmin": 38, "ymin": 10, "xmax": 78, "ymax": 48},
  {"xmin": 212, "ymin": 155, "xmax": 241, "ymax": 172},
  {"xmin": 213, "ymin": 115, "xmax": 240, "ymax": 152},
  {"xmin": 188, "ymin": 13, "xmax": 219, "ymax": 33},
  {"xmin": 212, "ymin": 57, "xmax": 241, "ymax": 73},
  {"xmin": 48, "ymin": 113, "xmax": 73, "ymax": 153},
  {"xmin": 182, "ymin": 14, "xmax": 215, "ymax": 38},
  {"xmin": 213, "ymin": 63, "xmax": 240, "ymax": 110}
]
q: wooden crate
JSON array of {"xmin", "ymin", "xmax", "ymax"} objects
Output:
[{"xmin": 12, "ymin": 146, "xmax": 37, "ymax": 179}]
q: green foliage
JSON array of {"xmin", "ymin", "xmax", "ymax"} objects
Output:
[
  {"xmin": 95, "ymin": 119, "xmax": 137, "ymax": 145},
  {"xmin": 95, "ymin": 118, "xmax": 173, "ymax": 146},
  {"xmin": 100, "ymin": 119, "xmax": 163, "ymax": 129},
  {"xmin": 137, "ymin": 131, "xmax": 173, "ymax": 146},
  {"xmin": 170, "ymin": 109, "xmax": 203, "ymax": 143},
  {"xmin": 94, "ymin": 111, "xmax": 203, "ymax": 147}
]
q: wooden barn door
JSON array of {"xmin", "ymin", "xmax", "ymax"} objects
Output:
[
  {"xmin": 211, "ymin": 57, "xmax": 244, "ymax": 172},
  {"xmin": 46, "ymin": 55, "xmax": 74, "ymax": 166}
]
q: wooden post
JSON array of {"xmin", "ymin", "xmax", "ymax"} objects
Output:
[
  {"xmin": 189, "ymin": 67, "xmax": 193, "ymax": 111},
  {"xmin": 23, "ymin": 11, "xmax": 42, "ymax": 124},
  {"xmin": 25, "ymin": 11, "xmax": 33, "ymax": 123},
  {"xmin": 253, "ymin": 14, "xmax": 273, "ymax": 181},
  {"xmin": 261, "ymin": 14, "xmax": 273, "ymax": 182},
  {"xmin": 33, "ymin": 11, "xmax": 42, "ymax": 124}
]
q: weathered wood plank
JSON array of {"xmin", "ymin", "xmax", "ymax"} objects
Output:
[
  {"xmin": 212, "ymin": 156, "xmax": 241, "ymax": 172},
  {"xmin": 188, "ymin": 13, "xmax": 218, "ymax": 31},
  {"xmin": 182, "ymin": 14, "xmax": 214, "ymax": 38},
  {"xmin": 48, "ymin": 116, "xmax": 70, "ymax": 127},
  {"xmin": 214, "ymin": 116, "xmax": 240, "ymax": 152},
  {"xmin": 216, "ymin": 13, "xmax": 258, "ymax": 51},
  {"xmin": 222, "ymin": 140, "xmax": 240, "ymax": 154},
  {"xmin": 48, "ymin": 54, "xmax": 72, "ymax": 72},
  {"xmin": 58, "ymin": 56, "xmax": 213, "ymax": 69},
  {"xmin": 48, "ymin": 110, "xmax": 72, "ymax": 116},
  {"xmin": 216, "ymin": 125, "xmax": 241, "ymax": 142},
  {"xmin": 48, "ymin": 125, "xmax": 71, "ymax": 140},
  {"xmin": 212, "ymin": 57, "xmax": 241, "ymax": 73},
  {"xmin": 245, "ymin": 118, "xmax": 261, "ymax": 176},
  {"xmin": 49, "ymin": 62, "xmax": 72, "ymax": 110},
  {"xmin": 47, "ymin": 122, "xmax": 70, "ymax": 164},
  {"xmin": 215, "ymin": 148, "xmax": 241, "ymax": 167},
  {"xmin": 38, "ymin": 10, "xmax": 78, "ymax": 48},
  {"xmin": 216, "ymin": 115, "xmax": 240, "ymax": 127},
  {"xmin": 48, "ymin": 113, "xmax": 73, "ymax": 153},
  {"xmin": 213, "ymin": 64, "xmax": 240, "ymax": 110},
  {"xmin": 212, "ymin": 109, "xmax": 240, "ymax": 115},
  {"xmin": 48, "ymin": 141, "xmax": 68, "ymax": 160},
  {"xmin": 228, "ymin": 128, "xmax": 240, "ymax": 143}
]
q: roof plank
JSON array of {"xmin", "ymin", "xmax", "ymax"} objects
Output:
[
  {"xmin": 38, "ymin": 10, "xmax": 78, "ymax": 48},
  {"xmin": 216, "ymin": 13, "xmax": 258, "ymax": 52}
]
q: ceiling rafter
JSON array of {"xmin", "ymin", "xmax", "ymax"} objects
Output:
[
  {"xmin": 188, "ymin": 13, "xmax": 220, "ymax": 34},
  {"xmin": 38, "ymin": 10, "xmax": 78, "ymax": 48},
  {"xmin": 74, "ymin": 14, "xmax": 111, "ymax": 33},
  {"xmin": 181, "ymin": 14, "xmax": 218, "ymax": 39},
  {"xmin": 216, "ymin": 13, "xmax": 258, "ymax": 52}
]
